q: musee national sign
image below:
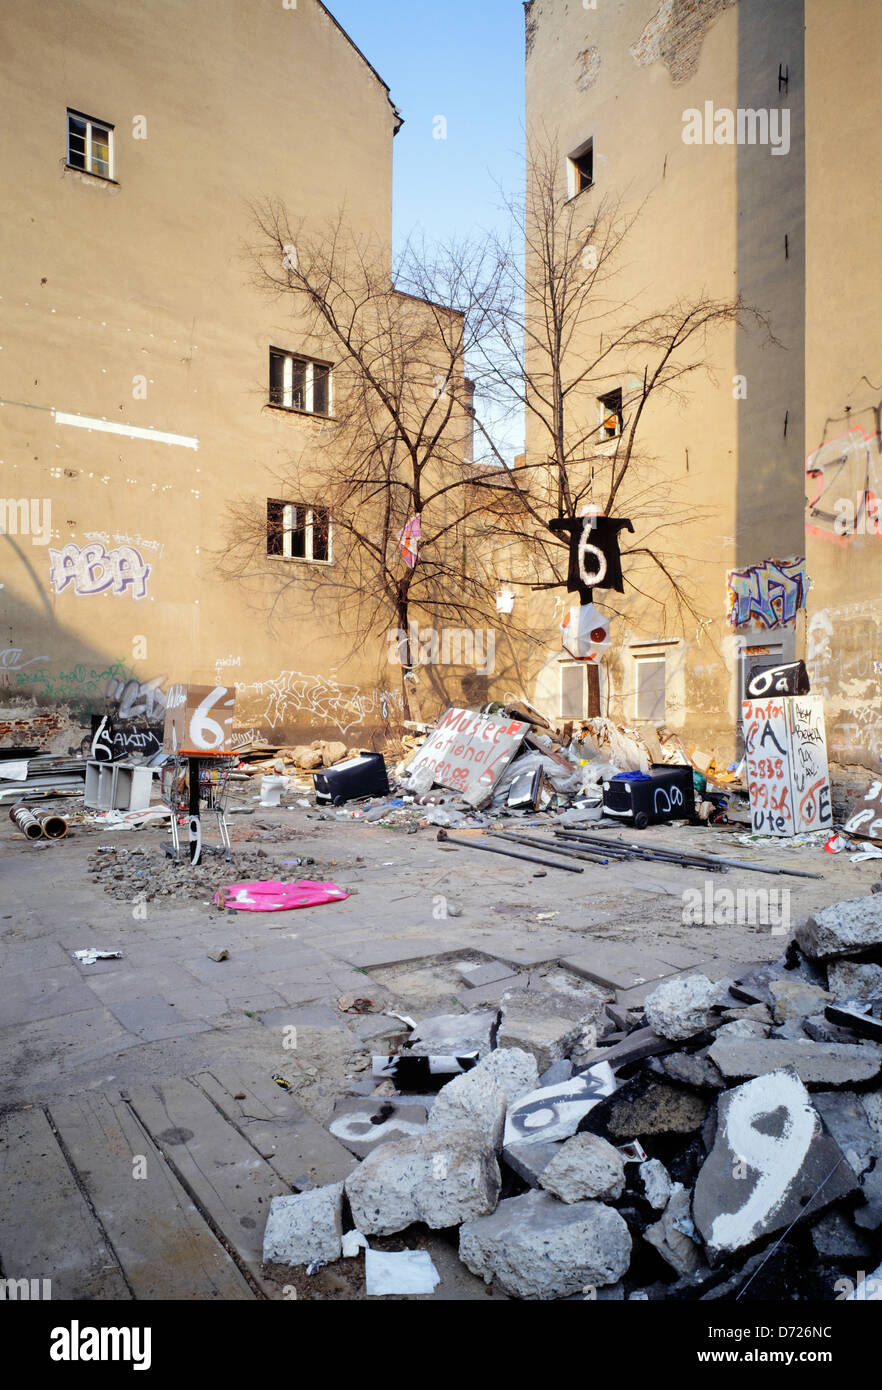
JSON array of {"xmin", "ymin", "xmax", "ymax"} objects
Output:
[{"xmin": 404, "ymin": 707, "xmax": 529, "ymax": 798}]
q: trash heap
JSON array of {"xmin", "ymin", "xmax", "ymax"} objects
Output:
[{"xmin": 260, "ymin": 893, "xmax": 882, "ymax": 1300}]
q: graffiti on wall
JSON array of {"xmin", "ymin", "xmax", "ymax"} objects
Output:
[
  {"xmin": 48, "ymin": 542, "xmax": 151, "ymax": 599},
  {"xmin": 806, "ymin": 427, "xmax": 881, "ymax": 543},
  {"xmin": 726, "ymin": 557, "xmax": 807, "ymax": 629},
  {"xmin": 238, "ymin": 670, "xmax": 403, "ymax": 736},
  {"xmin": 89, "ymin": 674, "xmax": 169, "ymax": 760},
  {"xmin": 807, "ymin": 604, "xmax": 882, "ymax": 769}
]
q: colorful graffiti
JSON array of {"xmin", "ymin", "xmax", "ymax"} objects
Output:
[
  {"xmin": 48, "ymin": 542, "xmax": 151, "ymax": 599},
  {"xmin": 238, "ymin": 670, "xmax": 403, "ymax": 736},
  {"xmin": 726, "ymin": 557, "xmax": 807, "ymax": 629},
  {"xmin": 806, "ymin": 427, "xmax": 881, "ymax": 544}
]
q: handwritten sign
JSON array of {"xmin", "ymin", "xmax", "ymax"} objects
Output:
[
  {"xmin": 787, "ymin": 697, "xmax": 833, "ymax": 833},
  {"xmin": 163, "ymin": 684, "xmax": 236, "ymax": 754},
  {"xmin": 844, "ymin": 781, "xmax": 882, "ymax": 842},
  {"xmin": 403, "ymin": 707, "xmax": 528, "ymax": 797},
  {"xmin": 742, "ymin": 695, "xmax": 832, "ymax": 835}
]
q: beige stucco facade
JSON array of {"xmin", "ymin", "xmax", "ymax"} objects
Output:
[
  {"xmin": 0, "ymin": 0, "xmax": 423, "ymax": 750},
  {"xmin": 522, "ymin": 0, "xmax": 882, "ymax": 775}
]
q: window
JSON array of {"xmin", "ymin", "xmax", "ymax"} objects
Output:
[
  {"xmin": 269, "ymin": 349, "xmax": 331, "ymax": 416},
  {"xmin": 599, "ymin": 388, "xmax": 623, "ymax": 440},
  {"xmin": 67, "ymin": 110, "xmax": 113, "ymax": 179},
  {"xmin": 634, "ymin": 654, "xmax": 666, "ymax": 722},
  {"xmin": 559, "ymin": 661, "xmax": 601, "ymax": 719},
  {"xmin": 267, "ymin": 500, "xmax": 331, "ymax": 563},
  {"xmin": 567, "ymin": 138, "xmax": 594, "ymax": 197}
]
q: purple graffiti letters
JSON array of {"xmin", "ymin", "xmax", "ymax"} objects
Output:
[{"xmin": 49, "ymin": 542, "xmax": 151, "ymax": 600}]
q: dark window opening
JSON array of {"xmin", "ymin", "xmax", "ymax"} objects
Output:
[
  {"xmin": 599, "ymin": 387, "xmax": 623, "ymax": 440},
  {"xmin": 569, "ymin": 139, "xmax": 594, "ymax": 195}
]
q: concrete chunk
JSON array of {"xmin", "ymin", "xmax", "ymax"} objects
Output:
[
  {"xmin": 427, "ymin": 1048, "xmax": 538, "ymax": 1151},
  {"xmin": 644, "ymin": 974, "xmax": 719, "ymax": 1041},
  {"xmin": 459, "ymin": 1190, "xmax": 631, "ymax": 1300},
  {"xmin": 639, "ymin": 1158, "xmax": 673, "ymax": 1211},
  {"xmin": 408, "ymin": 1010, "xmax": 498, "ymax": 1059},
  {"xmin": 502, "ymin": 1139, "xmax": 561, "ymax": 1187},
  {"xmin": 262, "ymin": 1183, "xmax": 344, "ymax": 1267},
  {"xmin": 795, "ymin": 896, "xmax": 882, "ymax": 961},
  {"xmin": 826, "ymin": 960, "xmax": 882, "ymax": 1002},
  {"xmin": 539, "ymin": 1133, "xmax": 625, "ymax": 1203},
  {"xmin": 345, "ymin": 1133, "xmax": 500, "ymax": 1235},
  {"xmin": 644, "ymin": 1182, "xmax": 704, "ymax": 1276},
  {"xmin": 769, "ymin": 978, "xmax": 833, "ymax": 1023},
  {"xmin": 503, "ymin": 1063, "xmax": 616, "ymax": 1147},
  {"xmin": 708, "ymin": 1036, "xmax": 882, "ymax": 1088},
  {"xmin": 693, "ymin": 1069, "xmax": 859, "ymax": 1261},
  {"xmin": 497, "ymin": 989, "xmax": 604, "ymax": 1071}
]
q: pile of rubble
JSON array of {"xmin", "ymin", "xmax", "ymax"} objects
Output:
[
  {"xmin": 87, "ymin": 843, "xmax": 327, "ymax": 902},
  {"xmin": 260, "ymin": 894, "xmax": 882, "ymax": 1300}
]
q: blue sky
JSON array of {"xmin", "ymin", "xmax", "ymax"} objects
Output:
[{"xmin": 326, "ymin": 0, "xmax": 526, "ymax": 249}]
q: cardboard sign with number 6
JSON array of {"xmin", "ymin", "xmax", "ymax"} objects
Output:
[{"xmin": 163, "ymin": 684, "xmax": 236, "ymax": 754}]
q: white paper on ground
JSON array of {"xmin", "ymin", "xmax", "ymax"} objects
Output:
[
  {"xmin": 364, "ymin": 1248, "xmax": 440, "ymax": 1296},
  {"xmin": 72, "ymin": 949, "xmax": 123, "ymax": 964}
]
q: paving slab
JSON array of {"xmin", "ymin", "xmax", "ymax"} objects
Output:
[
  {"xmin": 0, "ymin": 968, "xmax": 103, "ymax": 1028},
  {"xmin": 327, "ymin": 1097, "xmax": 429, "ymax": 1158},
  {"xmin": 0, "ymin": 1106, "xmax": 130, "ymax": 1300},
  {"xmin": 48, "ymin": 1091, "xmax": 254, "ymax": 1299},
  {"xmin": 560, "ymin": 947, "xmax": 679, "ymax": 993},
  {"xmin": 333, "ymin": 938, "xmax": 452, "ymax": 969},
  {"xmin": 107, "ymin": 995, "xmax": 214, "ymax": 1042}
]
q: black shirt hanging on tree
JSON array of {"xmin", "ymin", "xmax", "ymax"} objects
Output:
[{"xmin": 549, "ymin": 515, "xmax": 634, "ymax": 603}]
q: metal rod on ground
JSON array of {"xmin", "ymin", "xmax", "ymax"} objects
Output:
[
  {"xmin": 484, "ymin": 829, "xmax": 609, "ymax": 865},
  {"xmin": 554, "ymin": 830, "xmax": 726, "ymax": 870},
  {"xmin": 8, "ymin": 802, "xmax": 43, "ymax": 840},
  {"xmin": 36, "ymin": 810, "xmax": 68, "ymax": 839},
  {"xmin": 552, "ymin": 830, "xmax": 823, "ymax": 879},
  {"xmin": 436, "ymin": 829, "xmax": 584, "ymax": 873}
]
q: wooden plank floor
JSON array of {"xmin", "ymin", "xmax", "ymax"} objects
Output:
[
  {"xmin": 47, "ymin": 1092, "xmax": 254, "ymax": 1300},
  {"xmin": 0, "ymin": 1106, "xmax": 131, "ymax": 1300}
]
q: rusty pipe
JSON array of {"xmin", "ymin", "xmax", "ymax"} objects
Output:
[
  {"xmin": 9, "ymin": 802, "xmax": 43, "ymax": 840},
  {"xmin": 36, "ymin": 810, "xmax": 68, "ymax": 839}
]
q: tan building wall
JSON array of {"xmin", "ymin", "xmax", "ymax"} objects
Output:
[
  {"xmin": 0, "ymin": 0, "xmax": 418, "ymax": 750},
  {"xmin": 523, "ymin": 0, "xmax": 882, "ymax": 775}
]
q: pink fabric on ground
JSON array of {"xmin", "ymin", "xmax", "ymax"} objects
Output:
[{"xmin": 214, "ymin": 880, "xmax": 350, "ymax": 912}]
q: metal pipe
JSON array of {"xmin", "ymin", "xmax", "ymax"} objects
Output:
[
  {"xmin": 485, "ymin": 829, "xmax": 608, "ymax": 865},
  {"xmin": 436, "ymin": 829, "xmax": 584, "ymax": 872},
  {"xmin": 554, "ymin": 830, "xmax": 723, "ymax": 869},
  {"xmin": 36, "ymin": 810, "xmax": 68, "ymax": 839},
  {"xmin": 552, "ymin": 830, "xmax": 823, "ymax": 879},
  {"xmin": 9, "ymin": 802, "xmax": 43, "ymax": 840}
]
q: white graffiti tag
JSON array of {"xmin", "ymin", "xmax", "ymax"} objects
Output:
[
  {"xmin": 48, "ymin": 542, "xmax": 151, "ymax": 599},
  {"xmin": 240, "ymin": 670, "xmax": 403, "ymax": 736}
]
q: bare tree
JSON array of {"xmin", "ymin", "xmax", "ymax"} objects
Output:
[
  {"xmin": 219, "ymin": 206, "xmax": 535, "ymax": 718},
  {"xmin": 468, "ymin": 132, "xmax": 772, "ymax": 637}
]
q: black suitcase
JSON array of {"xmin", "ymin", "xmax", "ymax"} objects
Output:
[
  {"xmin": 313, "ymin": 752, "xmax": 389, "ymax": 806},
  {"xmin": 602, "ymin": 764, "xmax": 695, "ymax": 828}
]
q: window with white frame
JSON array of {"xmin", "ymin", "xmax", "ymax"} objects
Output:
[
  {"xmin": 266, "ymin": 500, "xmax": 331, "ymax": 563},
  {"xmin": 269, "ymin": 349, "xmax": 331, "ymax": 416},
  {"xmin": 67, "ymin": 110, "xmax": 113, "ymax": 179}
]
